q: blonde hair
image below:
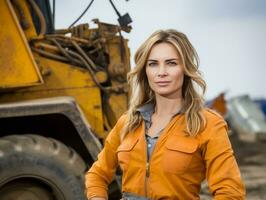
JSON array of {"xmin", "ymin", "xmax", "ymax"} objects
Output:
[{"xmin": 121, "ymin": 29, "xmax": 206, "ymax": 139}]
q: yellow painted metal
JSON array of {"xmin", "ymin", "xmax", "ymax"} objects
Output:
[
  {"xmin": 95, "ymin": 71, "xmax": 108, "ymax": 83},
  {"xmin": 14, "ymin": 0, "xmax": 39, "ymax": 39},
  {"xmin": 104, "ymin": 93, "xmax": 128, "ymax": 127},
  {"xmin": 107, "ymin": 37, "xmax": 131, "ymax": 82},
  {"xmin": 0, "ymin": 0, "xmax": 42, "ymax": 89},
  {"xmin": 101, "ymin": 36, "xmax": 130, "ymax": 127},
  {"xmin": 0, "ymin": 56, "xmax": 105, "ymax": 138}
]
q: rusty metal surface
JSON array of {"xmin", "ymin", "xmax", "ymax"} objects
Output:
[{"xmin": 30, "ymin": 20, "xmax": 131, "ymax": 129}]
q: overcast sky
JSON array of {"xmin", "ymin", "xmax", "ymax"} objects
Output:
[{"xmin": 52, "ymin": 0, "xmax": 266, "ymax": 99}]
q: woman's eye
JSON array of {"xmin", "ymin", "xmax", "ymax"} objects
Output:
[
  {"xmin": 148, "ymin": 62, "xmax": 157, "ymax": 67},
  {"xmin": 168, "ymin": 61, "xmax": 177, "ymax": 66}
]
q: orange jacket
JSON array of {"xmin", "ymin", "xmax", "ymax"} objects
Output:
[{"xmin": 85, "ymin": 109, "xmax": 245, "ymax": 199}]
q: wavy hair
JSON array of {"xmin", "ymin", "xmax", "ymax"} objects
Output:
[{"xmin": 121, "ymin": 29, "xmax": 206, "ymax": 139}]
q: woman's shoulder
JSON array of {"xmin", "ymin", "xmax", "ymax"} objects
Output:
[
  {"xmin": 114, "ymin": 113, "xmax": 129, "ymax": 129},
  {"xmin": 193, "ymin": 108, "xmax": 228, "ymax": 142},
  {"xmin": 118, "ymin": 113, "xmax": 128, "ymax": 122},
  {"xmin": 200, "ymin": 108, "xmax": 228, "ymax": 137},
  {"xmin": 202, "ymin": 107, "xmax": 225, "ymax": 124}
]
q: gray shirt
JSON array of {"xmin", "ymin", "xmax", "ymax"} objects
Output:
[{"xmin": 136, "ymin": 103, "xmax": 183, "ymax": 161}]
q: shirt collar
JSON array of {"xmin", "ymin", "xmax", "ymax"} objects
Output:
[
  {"xmin": 136, "ymin": 102, "xmax": 185, "ymax": 123},
  {"xmin": 136, "ymin": 102, "xmax": 154, "ymax": 123}
]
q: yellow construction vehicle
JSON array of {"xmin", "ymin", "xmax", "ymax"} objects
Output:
[{"xmin": 0, "ymin": 0, "xmax": 132, "ymax": 199}]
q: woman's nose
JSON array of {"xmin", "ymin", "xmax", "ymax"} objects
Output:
[{"xmin": 157, "ymin": 65, "xmax": 168, "ymax": 77}]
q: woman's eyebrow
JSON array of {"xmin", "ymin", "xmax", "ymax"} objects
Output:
[
  {"xmin": 147, "ymin": 58, "xmax": 179, "ymax": 62},
  {"xmin": 147, "ymin": 59, "xmax": 158, "ymax": 62},
  {"xmin": 165, "ymin": 58, "xmax": 179, "ymax": 62}
]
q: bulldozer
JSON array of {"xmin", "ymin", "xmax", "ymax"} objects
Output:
[{"xmin": 0, "ymin": 0, "xmax": 132, "ymax": 199}]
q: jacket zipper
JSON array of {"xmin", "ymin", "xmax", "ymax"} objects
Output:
[
  {"xmin": 144, "ymin": 138, "xmax": 149, "ymax": 197},
  {"xmin": 144, "ymin": 129, "xmax": 164, "ymax": 198},
  {"xmin": 144, "ymin": 140, "xmax": 153, "ymax": 198},
  {"xmin": 146, "ymin": 162, "xmax": 150, "ymax": 177}
]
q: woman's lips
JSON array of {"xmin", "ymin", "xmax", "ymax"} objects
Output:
[{"xmin": 155, "ymin": 81, "xmax": 171, "ymax": 86}]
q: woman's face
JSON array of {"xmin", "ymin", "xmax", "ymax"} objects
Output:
[{"xmin": 145, "ymin": 42, "xmax": 185, "ymax": 99}]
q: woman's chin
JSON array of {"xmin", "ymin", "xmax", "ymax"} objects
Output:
[
  {"xmin": 154, "ymin": 89, "xmax": 182, "ymax": 99},
  {"xmin": 155, "ymin": 91, "xmax": 175, "ymax": 98}
]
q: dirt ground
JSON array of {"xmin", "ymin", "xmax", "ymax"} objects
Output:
[{"xmin": 200, "ymin": 134, "xmax": 266, "ymax": 199}]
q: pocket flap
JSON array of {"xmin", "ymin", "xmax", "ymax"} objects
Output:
[
  {"xmin": 117, "ymin": 138, "xmax": 139, "ymax": 152},
  {"xmin": 166, "ymin": 136, "xmax": 198, "ymax": 153}
]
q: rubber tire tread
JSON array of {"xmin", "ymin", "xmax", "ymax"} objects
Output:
[{"xmin": 0, "ymin": 134, "xmax": 87, "ymax": 200}]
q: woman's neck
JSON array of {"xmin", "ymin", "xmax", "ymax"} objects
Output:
[{"xmin": 154, "ymin": 94, "xmax": 183, "ymax": 117}]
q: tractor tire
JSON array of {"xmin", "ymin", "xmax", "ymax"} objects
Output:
[{"xmin": 0, "ymin": 134, "xmax": 87, "ymax": 200}]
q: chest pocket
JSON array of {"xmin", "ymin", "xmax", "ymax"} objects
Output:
[
  {"xmin": 116, "ymin": 138, "xmax": 139, "ymax": 171},
  {"xmin": 162, "ymin": 136, "xmax": 198, "ymax": 174}
]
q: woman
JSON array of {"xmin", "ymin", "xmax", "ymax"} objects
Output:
[{"xmin": 85, "ymin": 29, "xmax": 245, "ymax": 199}]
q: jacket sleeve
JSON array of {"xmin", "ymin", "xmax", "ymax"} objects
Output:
[
  {"xmin": 85, "ymin": 115, "xmax": 126, "ymax": 199},
  {"xmin": 203, "ymin": 118, "xmax": 246, "ymax": 199}
]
